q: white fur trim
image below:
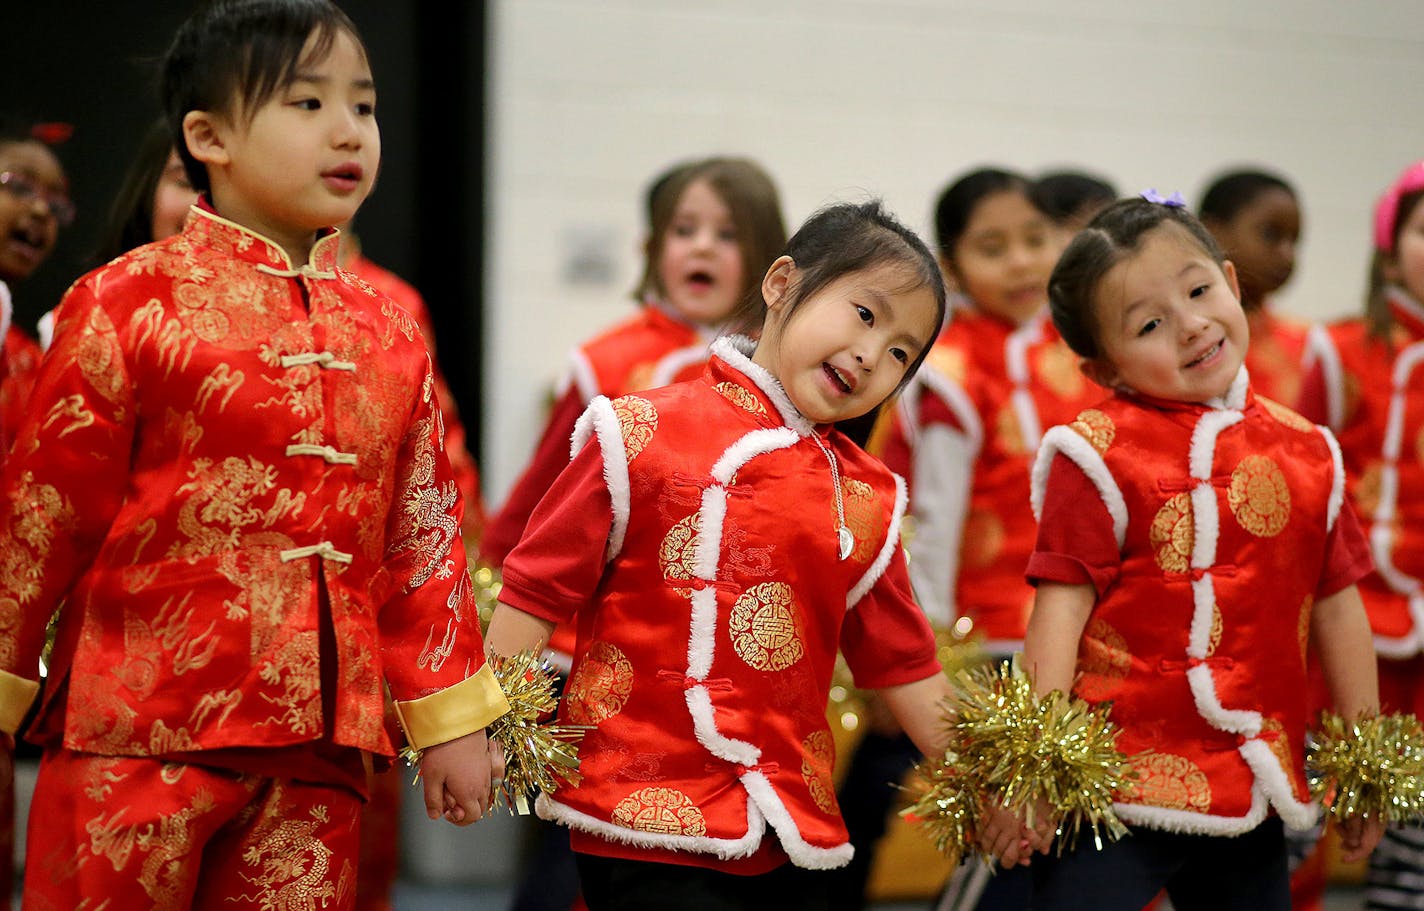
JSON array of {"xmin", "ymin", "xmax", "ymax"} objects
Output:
[
  {"xmin": 1186, "ymin": 575, "xmax": 1217, "ymax": 660},
  {"xmin": 710, "ymin": 336, "xmax": 813, "ymax": 435},
  {"xmin": 1319, "ymin": 426, "xmax": 1346, "ymax": 531},
  {"xmin": 1188, "ymin": 409, "xmax": 1242, "ymax": 480},
  {"xmin": 1189, "ymin": 483, "xmax": 1220, "ymax": 572},
  {"xmin": 650, "ymin": 344, "xmax": 711, "ymax": 389},
  {"xmin": 1238, "ymin": 738, "xmax": 1320, "ymax": 830},
  {"xmin": 741, "ymin": 770, "xmax": 855, "ymax": 869},
  {"xmin": 687, "ymin": 585, "xmax": 719, "ymax": 680},
  {"xmin": 916, "ymin": 366, "xmax": 984, "ymax": 453},
  {"xmin": 570, "ymin": 397, "xmax": 633, "ymax": 561},
  {"xmin": 1304, "ymin": 325, "xmax": 1345, "ymax": 431},
  {"xmin": 1186, "ymin": 663, "xmax": 1262, "ymax": 737},
  {"xmin": 848, "ymin": 473, "xmax": 907, "ymax": 609},
  {"xmin": 1114, "ymin": 787, "xmax": 1269, "ymax": 836},
  {"xmin": 710, "ymin": 427, "xmax": 800, "ymax": 486},
  {"xmin": 694, "ymin": 487, "xmax": 727, "ymax": 582},
  {"xmin": 1205, "ymin": 366, "xmax": 1250, "ymax": 411},
  {"xmin": 536, "ymin": 793, "xmax": 767, "ymax": 860},
  {"xmin": 566, "ymin": 349, "xmax": 599, "ymax": 404},
  {"xmin": 1005, "ymin": 317, "xmax": 1045, "ymax": 451},
  {"xmin": 1031, "ymin": 426, "xmax": 1128, "ymax": 548},
  {"xmin": 35, "ymin": 309, "xmax": 55, "ymax": 353},
  {"xmin": 0, "ymin": 282, "xmax": 11, "ymax": 346},
  {"xmin": 686, "ymin": 686, "xmax": 761, "ymax": 767}
]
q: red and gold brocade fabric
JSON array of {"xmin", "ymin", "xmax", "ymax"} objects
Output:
[
  {"xmin": 1030, "ymin": 378, "xmax": 1358, "ymax": 832},
  {"xmin": 500, "ymin": 337, "xmax": 940, "ymax": 868},
  {"xmin": 1299, "ymin": 292, "xmax": 1424, "ymax": 657},
  {"xmin": 1244, "ymin": 307, "xmax": 1310, "ymax": 408},
  {"xmin": 0, "ymin": 326, "xmax": 42, "ymax": 459},
  {"xmin": 0, "ymin": 205, "xmax": 498, "ymax": 757},
  {"xmin": 879, "ymin": 309, "xmax": 1101, "ymax": 644}
]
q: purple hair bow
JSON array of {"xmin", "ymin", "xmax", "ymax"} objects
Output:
[{"xmin": 1140, "ymin": 188, "xmax": 1186, "ymax": 208}]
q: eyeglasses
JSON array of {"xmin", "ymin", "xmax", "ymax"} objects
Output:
[{"xmin": 0, "ymin": 171, "xmax": 75, "ymax": 227}]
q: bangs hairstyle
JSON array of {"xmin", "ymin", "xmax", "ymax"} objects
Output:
[
  {"xmin": 933, "ymin": 167, "xmax": 1045, "ymax": 259},
  {"xmin": 732, "ymin": 199, "xmax": 948, "ymax": 394},
  {"xmin": 1366, "ymin": 187, "xmax": 1424, "ymax": 340},
  {"xmin": 636, "ymin": 156, "xmax": 787, "ymax": 308},
  {"xmin": 162, "ymin": 0, "xmax": 364, "ymax": 194},
  {"xmin": 1048, "ymin": 197, "xmax": 1224, "ymax": 359}
]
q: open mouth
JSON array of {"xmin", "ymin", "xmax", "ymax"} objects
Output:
[
  {"xmin": 322, "ymin": 163, "xmax": 364, "ymax": 190},
  {"xmin": 824, "ymin": 363, "xmax": 853, "ymax": 393},
  {"xmin": 686, "ymin": 270, "xmax": 714, "ymax": 290},
  {"xmin": 5, "ymin": 226, "xmax": 45, "ymax": 259},
  {"xmin": 1185, "ymin": 339, "xmax": 1223, "ymax": 369}
]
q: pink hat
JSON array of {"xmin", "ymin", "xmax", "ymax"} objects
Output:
[{"xmin": 1375, "ymin": 160, "xmax": 1424, "ymax": 253}]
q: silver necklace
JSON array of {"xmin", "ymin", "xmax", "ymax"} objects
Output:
[{"xmin": 810, "ymin": 433, "xmax": 854, "ymax": 560}]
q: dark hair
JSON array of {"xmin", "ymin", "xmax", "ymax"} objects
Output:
[
  {"xmin": 93, "ymin": 119, "xmax": 175, "ymax": 265},
  {"xmin": 1198, "ymin": 169, "xmax": 1296, "ymax": 224},
  {"xmin": 1366, "ymin": 188, "xmax": 1424, "ymax": 339},
  {"xmin": 634, "ymin": 156, "xmax": 786, "ymax": 311},
  {"xmin": 1049, "ymin": 198, "xmax": 1225, "ymax": 359},
  {"xmin": 733, "ymin": 200, "xmax": 948, "ymax": 396},
  {"xmin": 162, "ymin": 0, "xmax": 364, "ymax": 194},
  {"xmin": 1037, "ymin": 170, "xmax": 1118, "ymax": 227},
  {"xmin": 933, "ymin": 167, "xmax": 1044, "ymax": 259}
]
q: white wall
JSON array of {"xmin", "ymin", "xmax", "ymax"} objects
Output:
[{"xmin": 485, "ymin": 0, "xmax": 1424, "ymax": 502}]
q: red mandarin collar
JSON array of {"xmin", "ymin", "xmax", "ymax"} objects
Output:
[
  {"xmin": 1115, "ymin": 366, "xmax": 1253, "ymax": 416},
  {"xmin": 705, "ymin": 335, "xmax": 817, "ymax": 437},
  {"xmin": 185, "ymin": 197, "xmax": 342, "ymax": 275}
]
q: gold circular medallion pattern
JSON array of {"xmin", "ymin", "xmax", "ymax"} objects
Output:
[
  {"xmin": 1228, "ymin": 455, "xmax": 1290, "ymax": 538},
  {"xmin": 729, "ymin": 582, "xmax": 805, "ymax": 672},
  {"xmin": 926, "ymin": 346, "xmax": 967, "ymax": 384},
  {"xmin": 1069, "ymin": 409, "xmax": 1116, "ymax": 455},
  {"xmin": 1150, "ymin": 493, "xmax": 1194, "ymax": 574},
  {"xmin": 841, "ymin": 478, "xmax": 879, "ymax": 563},
  {"xmin": 1039, "ymin": 342, "xmax": 1086, "ymax": 398},
  {"xmin": 1076, "ymin": 618, "xmax": 1131, "ymax": 702},
  {"xmin": 1259, "ymin": 397, "xmax": 1314, "ymax": 433},
  {"xmin": 1127, "ymin": 753, "xmax": 1212, "ymax": 811},
  {"xmin": 658, "ymin": 512, "xmax": 700, "ymax": 582},
  {"xmin": 565, "ymin": 641, "xmax": 635, "ymax": 726},
  {"xmin": 612, "ymin": 396, "xmax": 658, "ymax": 462},
  {"xmin": 612, "ymin": 787, "xmax": 707, "ymax": 836},
  {"xmin": 802, "ymin": 730, "xmax": 838, "ymax": 814},
  {"xmin": 714, "ymin": 382, "xmax": 767, "ymax": 416}
]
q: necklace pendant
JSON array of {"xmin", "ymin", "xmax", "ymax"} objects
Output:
[{"xmin": 838, "ymin": 525, "xmax": 854, "ymax": 561}]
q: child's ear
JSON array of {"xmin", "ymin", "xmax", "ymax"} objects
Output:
[
  {"xmin": 182, "ymin": 110, "xmax": 230, "ymax": 169},
  {"xmin": 1221, "ymin": 259, "xmax": 1242, "ymax": 302},
  {"xmin": 1080, "ymin": 357, "xmax": 1120, "ymax": 391},
  {"xmin": 761, "ymin": 255, "xmax": 796, "ymax": 311},
  {"xmin": 936, "ymin": 253, "xmax": 961, "ymax": 293}
]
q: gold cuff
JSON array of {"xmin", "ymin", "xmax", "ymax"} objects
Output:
[
  {"xmin": 393, "ymin": 664, "xmax": 510, "ymax": 750},
  {"xmin": 0, "ymin": 670, "xmax": 40, "ymax": 736}
]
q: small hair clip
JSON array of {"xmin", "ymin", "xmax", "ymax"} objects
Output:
[{"xmin": 1140, "ymin": 188, "xmax": 1186, "ymax": 208}]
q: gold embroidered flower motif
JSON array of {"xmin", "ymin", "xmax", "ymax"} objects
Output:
[
  {"xmin": 714, "ymin": 382, "xmax": 766, "ymax": 416},
  {"xmin": 1258, "ymin": 396, "xmax": 1314, "ymax": 433},
  {"xmin": 802, "ymin": 730, "xmax": 838, "ymax": 814},
  {"xmin": 729, "ymin": 582, "xmax": 805, "ymax": 672},
  {"xmin": 612, "ymin": 787, "xmax": 707, "ymax": 836},
  {"xmin": 565, "ymin": 640, "xmax": 635, "ymax": 726},
  {"xmin": 1038, "ymin": 341, "xmax": 1086, "ymax": 398},
  {"xmin": 1127, "ymin": 752, "xmax": 1212, "ymax": 811},
  {"xmin": 839, "ymin": 478, "xmax": 880, "ymax": 563},
  {"xmin": 612, "ymin": 395, "xmax": 658, "ymax": 462},
  {"xmin": 1069, "ymin": 409, "xmax": 1115, "ymax": 455},
  {"xmin": 1228, "ymin": 455, "xmax": 1291, "ymax": 538},
  {"xmin": 1075, "ymin": 617, "xmax": 1131, "ymax": 703},
  {"xmin": 1150, "ymin": 493, "xmax": 1194, "ymax": 574}
]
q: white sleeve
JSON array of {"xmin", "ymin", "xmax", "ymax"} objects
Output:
[{"xmin": 907, "ymin": 423, "xmax": 976, "ymax": 628}]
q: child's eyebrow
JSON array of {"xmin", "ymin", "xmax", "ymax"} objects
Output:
[{"xmin": 291, "ymin": 73, "xmax": 377, "ymax": 91}]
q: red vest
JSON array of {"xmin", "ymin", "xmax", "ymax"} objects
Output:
[
  {"xmin": 1032, "ymin": 372, "xmax": 1342, "ymax": 834},
  {"xmin": 898, "ymin": 310, "xmax": 1099, "ymax": 645},
  {"xmin": 539, "ymin": 337, "xmax": 928, "ymax": 869},
  {"xmin": 1305, "ymin": 290, "xmax": 1424, "ymax": 655},
  {"xmin": 566, "ymin": 303, "xmax": 713, "ymax": 405}
]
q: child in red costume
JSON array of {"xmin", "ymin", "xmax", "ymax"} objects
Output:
[
  {"xmin": 1298, "ymin": 159, "xmax": 1424, "ymax": 910},
  {"xmin": 0, "ymin": 2, "xmax": 506, "ymax": 906},
  {"xmin": 991, "ymin": 194, "xmax": 1384, "ymax": 909},
  {"xmin": 486, "ymin": 201, "xmax": 962, "ymax": 910}
]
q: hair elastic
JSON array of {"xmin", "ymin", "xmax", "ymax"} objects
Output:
[
  {"xmin": 1373, "ymin": 161, "xmax": 1424, "ymax": 254},
  {"xmin": 1140, "ymin": 189, "xmax": 1186, "ymax": 208}
]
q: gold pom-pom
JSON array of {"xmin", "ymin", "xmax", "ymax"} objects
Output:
[
  {"xmin": 487, "ymin": 650, "xmax": 586, "ymax": 814},
  {"xmin": 903, "ymin": 659, "xmax": 1132, "ymax": 861},
  {"xmin": 1309, "ymin": 711, "xmax": 1424, "ymax": 825}
]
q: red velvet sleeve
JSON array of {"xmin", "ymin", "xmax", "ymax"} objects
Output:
[
  {"xmin": 497, "ymin": 437, "xmax": 613, "ymax": 624},
  {"xmin": 840, "ymin": 546, "xmax": 942, "ymax": 690},
  {"xmin": 482, "ymin": 385, "xmax": 588, "ymax": 565},
  {"xmin": 1025, "ymin": 453, "xmax": 1121, "ymax": 594}
]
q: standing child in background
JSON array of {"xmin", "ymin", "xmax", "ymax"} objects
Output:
[
  {"xmin": 1036, "ymin": 169, "xmax": 1118, "ymax": 235},
  {"xmin": 486, "ymin": 200, "xmax": 960, "ymax": 911},
  {"xmin": 91, "ymin": 118, "xmax": 199, "ymax": 270},
  {"xmin": 1199, "ymin": 169, "xmax": 1308, "ymax": 405},
  {"xmin": 1001, "ymin": 194, "xmax": 1383, "ymax": 910},
  {"xmin": 1298, "ymin": 160, "xmax": 1424, "ymax": 911},
  {"xmin": 0, "ymin": 2, "xmax": 507, "ymax": 906},
  {"xmin": 0, "ymin": 117, "xmax": 73, "ymax": 905}
]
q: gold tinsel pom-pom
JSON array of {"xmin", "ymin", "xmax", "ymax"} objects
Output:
[
  {"xmin": 903, "ymin": 659, "xmax": 1132, "ymax": 864},
  {"xmin": 1309, "ymin": 711, "xmax": 1424, "ymax": 825},
  {"xmin": 487, "ymin": 650, "xmax": 586, "ymax": 814}
]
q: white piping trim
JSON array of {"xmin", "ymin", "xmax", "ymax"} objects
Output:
[
  {"xmin": 741, "ymin": 770, "xmax": 855, "ymax": 869},
  {"xmin": 916, "ymin": 367, "xmax": 984, "ymax": 454},
  {"xmin": 710, "ymin": 336, "xmax": 813, "ymax": 435},
  {"xmin": 1186, "ymin": 664, "xmax": 1262, "ymax": 736},
  {"xmin": 570, "ymin": 396, "xmax": 631, "ymax": 561},
  {"xmin": 536, "ymin": 793, "xmax": 766, "ymax": 861},
  {"xmin": 1319, "ymin": 425, "xmax": 1345, "ymax": 531},
  {"xmin": 1114, "ymin": 787, "xmax": 1269, "ymax": 836},
  {"xmin": 650, "ymin": 344, "xmax": 711, "ymax": 389},
  {"xmin": 1304, "ymin": 325, "xmax": 1345, "ymax": 431},
  {"xmin": 1031, "ymin": 425, "xmax": 1128, "ymax": 548},
  {"xmin": 848, "ymin": 473, "xmax": 907, "ymax": 609},
  {"xmin": 686, "ymin": 685, "xmax": 760, "ymax": 767}
]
